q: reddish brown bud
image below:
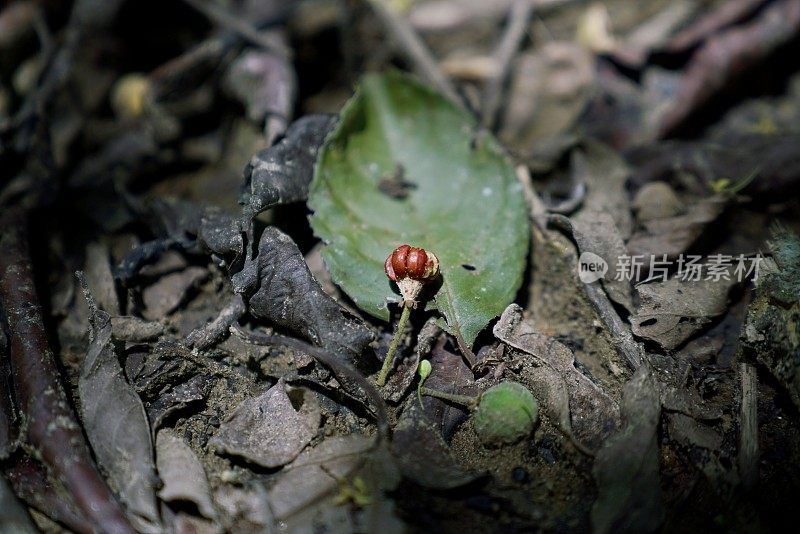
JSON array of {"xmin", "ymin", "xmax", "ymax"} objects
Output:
[
  {"xmin": 385, "ymin": 245, "xmax": 440, "ymax": 284},
  {"xmin": 405, "ymin": 248, "xmax": 427, "ymax": 279},
  {"xmin": 390, "ymin": 244, "xmax": 410, "ymax": 280}
]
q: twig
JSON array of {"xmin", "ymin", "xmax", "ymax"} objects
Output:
[
  {"xmin": 663, "ymin": 0, "xmax": 768, "ymax": 53},
  {"xmin": 5, "ymin": 455, "xmax": 94, "ymax": 534},
  {"xmin": 420, "ymin": 386, "xmax": 477, "ymax": 407},
  {"xmin": 180, "ymin": 0, "xmax": 291, "ymax": 57},
  {"xmin": 482, "ymin": 0, "xmax": 535, "ymax": 129},
  {"xmin": 186, "ymin": 294, "xmax": 246, "ymax": 350},
  {"xmin": 453, "ymin": 330, "xmax": 478, "ymax": 369},
  {"xmin": 658, "ymin": 0, "xmax": 800, "ymax": 138},
  {"xmin": 229, "ymin": 326, "xmax": 389, "ymax": 441},
  {"xmin": 0, "ymin": 209, "xmax": 135, "ymax": 534},
  {"xmin": 738, "ymin": 361, "xmax": 759, "ymax": 490},
  {"xmin": 547, "ymin": 214, "xmax": 644, "ymax": 370},
  {"xmin": 365, "ymin": 0, "xmax": 462, "ymax": 107}
]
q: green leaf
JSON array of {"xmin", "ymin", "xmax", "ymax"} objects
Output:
[{"xmin": 308, "ymin": 71, "xmax": 529, "ymax": 346}]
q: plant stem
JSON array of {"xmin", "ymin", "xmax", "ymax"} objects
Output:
[
  {"xmin": 377, "ymin": 303, "xmax": 412, "ymax": 386},
  {"xmin": 419, "ymin": 387, "xmax": 477, "ymax": 408}
]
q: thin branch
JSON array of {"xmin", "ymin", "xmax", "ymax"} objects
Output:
[
  {"xmin": 365, "ymin": 0, "xmax": 462, "ymax": 107},
  {"xmin": 0, "ymin": 208, "xmax": 135, "ymax": 534},
  {"xmin": 547, "ymin": 214, "xmax": 645, "ymax": 370},
  {"xmin": 180, "ymin": 0, "xmax": 292, "ymax": 57},
  {"xmin": 482, "ymin": 0, "xmax": 535, "ymax": 129},
  {"xmin": 738, "ymin": 361, "xmax": 759, "ymax": 490},
  {"xmin": 229, "ymin": 325, "xmax": 389, "ymax": 441}
]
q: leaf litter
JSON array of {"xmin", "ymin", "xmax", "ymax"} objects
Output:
[{"xmin": 2, "ymin": 1, "xmax": 800, "ymax": 532}]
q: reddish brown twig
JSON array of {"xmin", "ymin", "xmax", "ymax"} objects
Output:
[
  {"xmin": 663, "ymin": 0, "xmax": 768, "ymax": 53},
  {"xmin": 658, "ymin": 0, "xmax": 800, "ymax": 138},
  {"xmin": 5, "ymin": 455, "xmax": 94, "ymax": 534},
  {"xmin": 0, "ymin": 208, "xmax": 135, "ymax": 534}
]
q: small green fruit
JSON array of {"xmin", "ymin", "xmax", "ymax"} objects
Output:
[{"xmin": 473, "ymin": 382, "xmax": 538, "ymax": 447}]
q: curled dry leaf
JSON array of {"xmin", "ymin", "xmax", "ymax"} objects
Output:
[
  {"xmin": 141, "ymin": 266, "xmax": 208, "ymax": 321},
  {"xmin": 494, "ymin": 305, "xmax": 620, "ymax": 451},
  {"xmin": 240, "ymin": 114, "xmax": 336, "ymax": 219},
  {"xmin": 210, "ymin": 379, "xmax": 320, "ymax": 468},
  {"xmin": 391, "ymin": 402, "xmax": 480, "ymax": 489},
  {"xmin": 79, "ymin": 281, "xmax": 160, "ymax": 531},
  {"xmin": 627, "ymin": 195, "xmax": 728, "ymax": 259},
  {"xmin": 232, "ymin": 226, "xmax": 375, "ymax": 361},
  {"xmin": 631, "ymin": 272, "xmax": 737, "ymax": 351},
  {"xmin": 156, "ymin": 429, "xmax": 217, "ymax": 519},
  {"xmin": 266, "ymin": 435, "xmax": 373, "ymax": 521},
  {"xmin": 499, "ymin": 43, "xmax": 594, "ymax": 163}
]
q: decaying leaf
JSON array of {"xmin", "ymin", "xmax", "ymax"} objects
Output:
[
  {"xmin": 147, "ymin": 374, "xmax": 212, "ymax": 433},
  {"xmin": 391, "ymin": 402, "xmax": 480, "ymax": 489},
  {"xmin": 627, "ymin": 195, "xmax": 728, "ymax": 259},
  {"xmin": 240, "ymin": 114, "xmax": 336, "ymax": 219},
  {"xmin": 631, "ymin": 273, "xmax": 737, "ymax": 351},
  {"xmin": 78, "ymin": 279, "xmax": 160, "ymax": 531},
  {"xmin": 156, "ymin": 429, "xmax": 216, "ymax": 519},
  {"xmin": 265, "ymin": 435, "xmax": 372, "ymax": 520},
  {"xmin": 494, "ymin": 305, "xmax": 620, "ymax": 451},
  {"xmin": 231, "ymin": 226, "xmax": 375, "ymax": 361},
  {"xmin": 557, "ymin": 211, "xmax": 634, "ymax": 314},
  {"xmin": 210, "ymin": 379, "xmax": 320, "ymax": 468},
  {"xmin": 666, "ymin": 413, "xmax": 723, "ymax": 451},
  {"xmin": 422, "ymin": 341, "xmax": 479, "ymax": 441},
  {"xmin": 592, "ymin": 367, "xmax": 664, "ymax": 534},
  {"xmin": 499, "ymin": 43, "xmax": 594, "ymax": 161},
  {"xmin": 213, "ymin": 484, "xmax": 272, "ymax": 532},
  {"xmin": 141, "ymin": 266, "xmax": 208, "ymax": 321},
  {"xmin": 309, "ymin": 71, "xmax": 529, "ymax": 346}
]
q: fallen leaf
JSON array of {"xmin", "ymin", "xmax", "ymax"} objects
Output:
[
  {"xmin": 627, "ymin": 196, "xmax": 728, "ymax": 259},
  {"xmin": 494, "ymin": 305, "xmax": 620, "ymax": 451},
  {"xmin": 391, "ymin": 402, "xmax": 480, "ymax": 489},
  {"xmin": 141, "ymin": 266, "xmax": 208, "ymax": 320},
  {"xmin": 231, "ymin": 226, "xmax": 375, "ymax": 361},
  {"xmin": 78, "ymin": 281, "xmax": 160, "ymax": 531},
  {"xmin": 210, "ymin": 380, "xmax": 320, "ymax": 468},
  {"xmin": 265, "ymin": 435, "xmax": 372, "ymax": 520},
  {"xmin": 240, "ymin": 114, "xmax": 335, "ymax": 219},
  {"xmin": 309, "ymin": 71, "xmax": 529, "ymax": 346},
  {"xmin": 631, "ymin": 273, "xmax": 737, "ymax": 351},
  {"xmin": 422, "ymin": 341, "xmax": 479, "ymax": 441},
  {"xmin": 499, "ymin": 43, "xmax": 594, "ymax": 158},
  {"xmin": 156, "ymin": 429, "xmax": 217, "ymax": 519}
]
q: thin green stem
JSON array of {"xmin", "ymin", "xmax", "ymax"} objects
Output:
[
  {"xmin": 419, "ymin": 387, "xmax": 477, "ymax": 408},
  {"xmin": 377, "ymin": 303, "xmax": 412, "ymax": 386}
]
